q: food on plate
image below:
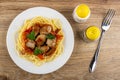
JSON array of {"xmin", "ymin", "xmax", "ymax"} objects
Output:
[{"xmin": 16, "ymin": 16, "xmax": 64, "ymax": 66}]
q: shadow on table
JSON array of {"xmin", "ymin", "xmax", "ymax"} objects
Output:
[{"xmin": 0, "ymin": 75, "xmax": 8, "ymax": 80}]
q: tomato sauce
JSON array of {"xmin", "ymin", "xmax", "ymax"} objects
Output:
[
  {"xmin": 21, "ymin": 23, "xmax": 63, "ymax": 57},
  {"xmin": 22, "ymin": 27, "xmax": 33, "ymax": 54}
]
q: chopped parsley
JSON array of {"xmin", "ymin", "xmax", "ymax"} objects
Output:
[
  {"xmin": 46, "ymin": 33, "xmax": 55, "ymax": 39},
  {"xmin": 34, "ymin": 47, "xmax": 43, "ymax": 55},
  {"xmin": 27, "ymin": 31, "xmax": 35, "ymax": 40}
]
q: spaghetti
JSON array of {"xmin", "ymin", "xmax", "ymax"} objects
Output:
[{"xmin": 16, "ymin": 16, "xmax": 64, "ymax": 66}]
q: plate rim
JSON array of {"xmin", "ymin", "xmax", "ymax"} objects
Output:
[{"xmin": 6, "ymin": 7, "xmax": 74, "ymax": 74}]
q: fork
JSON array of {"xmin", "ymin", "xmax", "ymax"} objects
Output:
[{"xmin": 89, "ymin": 9, "xmax": 116, "ymax": 72}]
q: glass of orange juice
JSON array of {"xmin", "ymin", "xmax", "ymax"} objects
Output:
[{"xmin": 73, "ymin": 4, "xmax": 91, "ymax": 23}]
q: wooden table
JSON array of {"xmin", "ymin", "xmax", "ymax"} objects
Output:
[{"xmin": 0, "ymin": 0, "xmax": 120, "ymax": 80}]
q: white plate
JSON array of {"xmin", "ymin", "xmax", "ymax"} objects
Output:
[{"xmin": 6, "ymin": 7, "xmax": 74, "ymax": 74}]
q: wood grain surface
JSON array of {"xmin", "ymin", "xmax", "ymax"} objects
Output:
[{"xmin": 0, "ymin": 0, "xmax": 120, "ymax": 80}]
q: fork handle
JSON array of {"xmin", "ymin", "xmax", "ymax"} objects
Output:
[{"xmin": 89, "ymin": 30, "xmax": 105, "ymax": 72}]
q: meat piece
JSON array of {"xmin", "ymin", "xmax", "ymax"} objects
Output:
[
  {"xmin": 32, "ymin": 24, "xmax": 40, "ymax": 36},
  {"xmin": 35, "ymin": 34, "xmax": 46, "ymax": 46},
  {"xmin": 40, "ymin": 46, "xmax": 50, "ymax": 53},
  {"xmin": 45, "ymin": 47, "xmax": 56, "ymax": 56},
  {"xmin": 46, "ymin": 38, "xmax": 56, "ymax": 47},
  {"xmin": 40, "ymin": 25, "xmax": 52, "ymax": 34},
  {"xmin": 26, "ymin": 40, "xmax": 35, "ymax": 49}
]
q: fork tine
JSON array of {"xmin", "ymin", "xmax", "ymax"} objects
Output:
[
  {"xmin": 104, "ymin": 9, "xmax": 113, "ymax": 25},
  {"xmin": 106, "ymin": 9, "xmax": 115, "ymax": 25},
  {"xmin": 102, "ymin": 9, "xmax": 116, "ymax": 26},
  {"xmin": 102, "ymin": 9, "xmax": 112, "ymax": 25}
]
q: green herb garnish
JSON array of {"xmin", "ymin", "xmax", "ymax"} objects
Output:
[
  {"xmin": 34, "ymin": 47, "xmax": 43, "ymax": 55},
  {"xmin": 27, "ymin": 31, "xmax": 35, "ymax": 40},
  {"xmin": 46, "ymin": 33, "xmax": 55, "ymax": 39}
]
